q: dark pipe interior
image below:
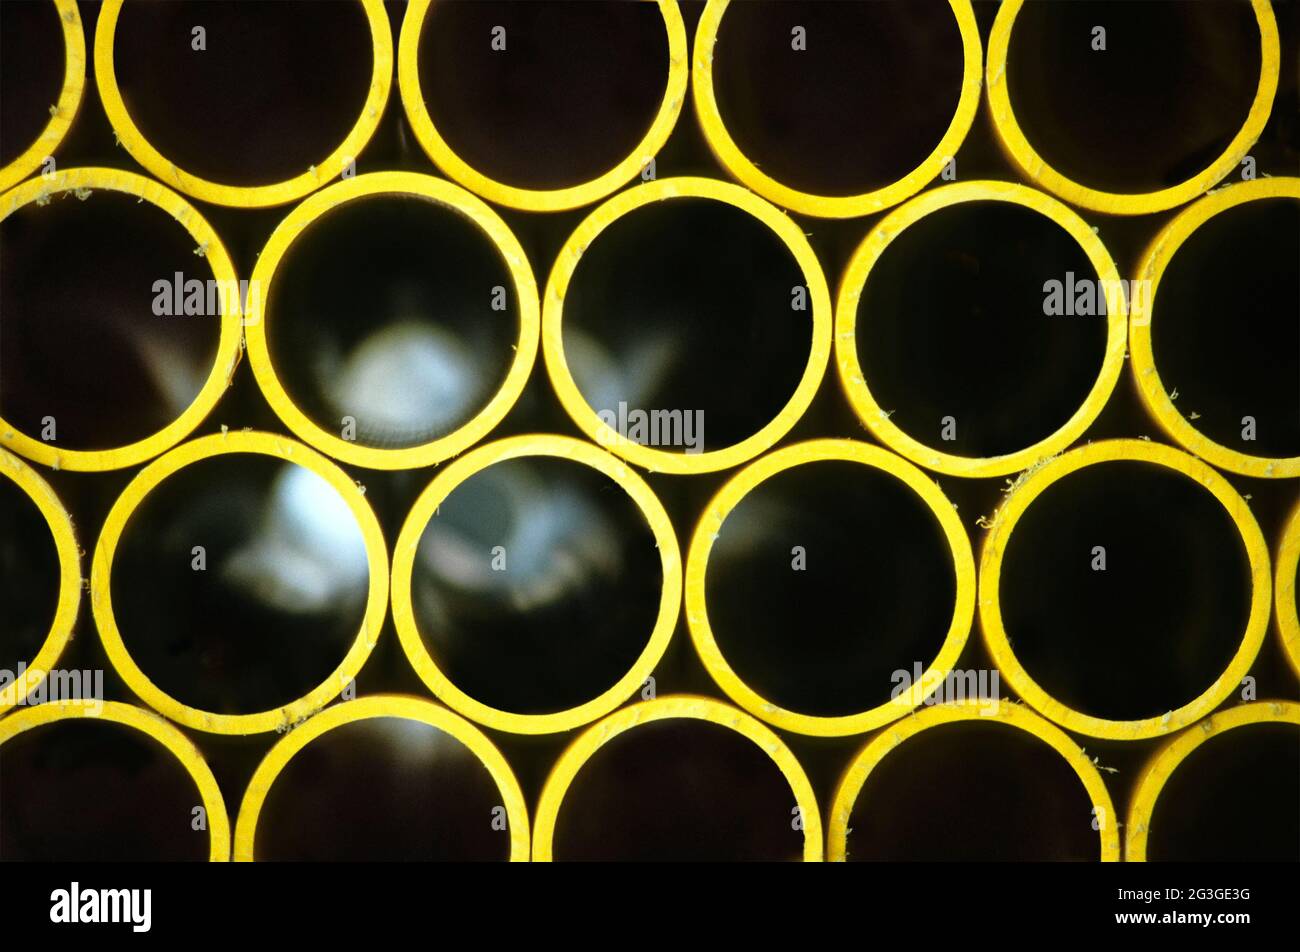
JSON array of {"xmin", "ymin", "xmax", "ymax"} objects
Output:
[
  {"xmin": 0, "ymin": 0, "xmax": 64, "ymax": 167},
  {"xmin": 1146, "ymin": 721, "xmax": 1300, "ymax": 861},
  {"xmin": 844, "ymin": 720, "xmax": 1101, "ymax": 861},
  {"xmin": 265, "ymin": 195, "xmax": 517, "ymax": 450},
  {"xmin": 855, "ymin": 200, "xmax": 1108, "ymax": 458},
  {"xmin": 111, "ymin": 454, "xmax": 370, "ymax": 714},
  {"xmin": 0, "ymin": 474, "xmax": 61, "ymax": 669},
  {"xmin": 705, "ymin": 460, "xmax": 957, "ymax": 717},
  {"xmin": 1006, "ymin": 0, "xmax": 1261, "ymax": 193},
  {"xmin": 0, "ymin": 719, "xmax": 209, "ymax": 861},
  {"xmin": 563, "ymin": 197, "xmax": 811, "ymax": 453},
  {"xmin": 1150, "ymin": 197, "xmax": 1299, "ymax": 458},
  {"xmin": 255, "ymin": 715, "xmax": 510, "ymax": 861},
  {"xmin": 112, "ymin": 0, "xmax": 372, "ymax": 185},
  {"xmin": 712, "ymin": 0, "xmax": 965, "ymax": 196},
  {"xmin": 417, "ymin": 0, "xmax": 669, "ymax": 190},
  {"xmin": 999, "ymin": 460, "xmax": 1252, "ymax": 722},
  {"xmin": 0, "ymin": 190, "xmax": 220, "ymax": 450},
  {"xmin": 552, "ymin": 717, "xmax": 805, "ymax": 861},
  {"xmin": 410, "ymin": 456, "xmax": 662, "ymax": 715}
]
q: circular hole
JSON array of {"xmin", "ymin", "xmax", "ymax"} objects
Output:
[
  {"xmin": 110, "ymin": 454, "xmax": 370, "ymax": 716},
  {"xmin": 1148, "ymin": 722, "xmax": 1299, "ymax": 861},
  {"xmin": 705, "ymin": 460, "xmax": 956, "ymax": 717},
  {"xmin": 264, "ymin": 196, "xmax": 518, "ymax": 450},
  {"xmin": 416, "ymin": 0, "xmax": 669, "ymax": 191},
  {"xmin": 0, "ymin": 719, "xmax": 209, "ymax": 861},
  {"xmin": 552, "ymin": 718, "xmax": 805, "ymax": 861},
  {"xmin": 711, "ymin": 0, "xmax": 965, "ymax": 197},
  {"xmin": 0, "ymin": 473, "xmax": 60, "ymax": 667},
  {"xmin": 563, "ymin": 197, "xmax": 811, "ymax": 453},
  {"xmin": 254, "ymin": 716, "xmax": 510, "ymax": 861},
  {"xmin": 999, "ymin": 460, "xmax": 1251, "ymax": 721},
  {"xmin": 111, "ymin": 0, "xmax": 372, "ymax": 186},
  {"xmin": 1151, "ymin": 197, "xmax": 1299, "ymax": 458},
  {"xmin": 410, "ymin": 456, "xmax": 662, "ymax": 715},
  {"xmin": 855, "ymin": 201, "xmax": 1108, "ymax": 458},
  {"xmin": 0, "ymin": 191, "xmax": 221, "ymax": 451},
  {"xmin": 843, "ymin": 720, "xmax": 1101, "ymax": 861},
  {"xmin": 1005, "ymin": 0, "xmax": 1261, "ymax": 194},
  {"xmin": 0, "ymin": 0, "xmax": 65, "ymax": 167}
]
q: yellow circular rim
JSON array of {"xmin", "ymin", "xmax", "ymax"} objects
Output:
[
  {"xmin": 0, "ymin": 449, "xmax": 80, "ymax": 714},
  {"xmin": 685, "ymin": 439, "xmax": 975, "ymax": 736},
  {"xmin": 987, "ymin": 0, "xmax": 1279, "ymax": 216},
  {"xmin": 1129, "ymin": 177, "xmax": 1300, "ymax": 478},
  {"xmin": 0, "ymin": 0, "xmax": 85, "ymax": 193},
  {"xmin": 244, "ymin": 171, "xmax": 540, "ymax": 470},
  {"xmin": 0, "ymin": 167, "xmax": 243, "ymax": 472},
  {"xmin": 1126, "ymin": 700, "xmax": 1298, "ymax": 861},
  {"xmin": 0, "ymin": 700, "xmax": 231, "ymax": 861},
  {"xmin": 1276, "ymin": 501, "xmax": 1300, "ymax": 679},
  {"xmin": 979, "ymin": 439, "xmax": 1271, "ymax": 740},
  {"xmin": 834, "ymin": 180, "xmax": 1127, "ymax": 478},
  {"xmin": 391, "ymin": 434, "xmax": 682, "ymax": 735},
  {"xmin": 94, "ymin": 0, "xmax": 393, "ymax": 209},
  {"xmin": 543, "ymin": 176, "xmax": 832, "ymax": 474},
  {"xmin": 398, "ymin": 0, "xmax": 688, "ymax": 213},
  {"xmin": 692, "ymin": 0, "xmax": 982, "ymax": 219},
  {"xmin": 91, "ymin": 431, "xmax": 389, "ymax": 735},
  {"xmin": 533, "ymin": 694, "xmax": 822, "ymax": 861},
  {"xmin": 233, "ymin": 694, "xmax": 530, "ymax": 861},
  {"xmin": 827, "ymin": 699, "xmax": 1120, "ymax": 861}
]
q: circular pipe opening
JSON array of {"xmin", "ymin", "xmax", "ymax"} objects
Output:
[
  {"xmin": 534, "ymin": 696, "xmax": 820, "ymax": 861},
  {"xmin": 94, "ymin": 0, "xmax": 392, "ymax": 208},
  {"xmin": 1276, "ymin": 503, "xmax": 1300, "ymax": 678},
  {"xmin": 245, "ymin": 172, "xmax": 539, "ymax": 471},
  {"xmin": 0, "ymin": 701, "xmax": 229, "ymax": 861},
  {"xmin": 392, "ymin": 435, "xmax": 681, "ymax": 735},
  {"xmin": 1129, "ymin": 702, "xmax": 1299, "ymax": 861},
  {"xmin": 988, "ymin": 0, "xmax": 1278, "ymax": 214},
  {"xmin": 544, "ymin": 178, "xmax": 832, "ymax": 474},
  {"xmin": 0, "ymin": 168, "xmax": 241, "ymax": 471},
  {"xmin": 835, "ymin": 182, "xmax": 1125, "ymax": 478},
  {"xmin": 980, "ymin": 440, "xmax": 1270, "ymax": 740},
  {"xmin": 829, "ymin": 702, "xmax": 1118, "ymax": 861},
  {"xmin": 398, "ymin": 0, "xmax": 687, "ymax": 212},
  {"xmin": 235, "ymin": 697, "xmax": 528, "ymax": 862},
  {"xmin": 694, "ymin": 0, "xmax": 981, "ymax": 217},
  {"xmin": 0, "ymin": 0, "xmax": 83, "ymax": 193},
  {"xmin": 686, "ymin": 440, "xmax": 974, "ymax": 736},
  {"xmin": 1131, "ymin": 179, "xmax": 1300, "ymax": 478},
  {"xmin": 92, "ymin": 432, "xmax": 389, "ymax": 734}
]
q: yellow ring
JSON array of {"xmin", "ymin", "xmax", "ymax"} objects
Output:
[
  {"xmin": 827, "ymin": 699, "xmax": 1120, "ymax": 861},
  {"xmin": 533, "ymin": 694, "xmax": 822, "ymax": 861},
  {"xmin": 834, "ymin": 180, "xmax": 1127, "ymax": 478},
  {"xmin": 0, "ymin": 0, "xmax": 84, "ymax": 193},
  {"xmin": 391, "ymin": 434, "xmax": 681, "ymax": 734},
  {"xmin": 91, "ymin": 431, "xmax": 389, "ymax": 735},
  {"xmin": 1276, "ymin": 502, "xmax": 1300, "ymax": 679},
  {"xmin": 1126, "ymin": 700, "xmax": 1299, "ymax": 861},
  {"xmin": 692, "ymin": 0, "xmax": 982, "ymax": 219},
  {"xmin": 685, "ymin": 439, "xmax": 975, "ymax": 736},
  {"xmin": 543, "ymin": 176, "xmax": 832, "ymax": 474},
  {"xmin": 979, "ymin": 439, "xmax": 1271, "ymax": 740},
  {"xmin": 94, "ymin": 0, "xmax": 392, "ymax": 209},
  {"xmin": 398, "ymin": 0, "xmax": 688, "ymax": 212},
  {"xmin": 0, "ymin": 700, "xmax": 231, "ymax": 861},
  {"xmin": 0, "ymin": 449, "xmax": 80, "ymax": 715},
  {"xmin": 0, "ymin": 167, "xmax": 242, "ymax": 472},
  {"xmin": 234, "ymin": 694, "xmax": 529, "ymax": 861},
  {"xmin": 987, "ymin": 0, "xmax": 1279, "ymax": 216},
  {"xmin": 1129, "ymin": 177, "xmax": 1300, "ymax": 478},
  {"xmin": 244, "ymin": 171, "xmax": 539, "ymax": 470}
]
